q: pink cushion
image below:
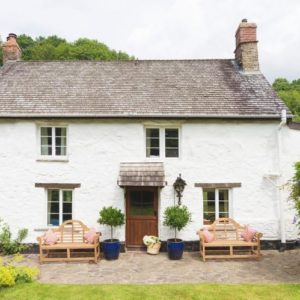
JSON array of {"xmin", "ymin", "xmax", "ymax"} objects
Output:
[
  {"xmin": 203, "ymin": 228, "xmax": 215, "ymax": 243},
  {"xmin": 43, "ymin": 229, "xmax": 59, "ymax": 245},
  {"xmin": 241, "ymin": 226, "xmax": 256, "ymax": 242},
  {"xmin": 84, "ymin": 228, "xmax": 96, "ymax": 244}
]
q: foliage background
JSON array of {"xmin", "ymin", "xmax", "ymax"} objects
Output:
[
  {"xmin": 273, "ymin": 78, "xmax": 300, "ymax": 121},
  {"xmin": 0, "ymin": 34, "xmax": 134, "ymax": 65}
]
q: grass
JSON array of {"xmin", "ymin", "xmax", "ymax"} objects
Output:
[{"xmin": 0, "ymin": 283, "xmax": 299, "ymax": 300}]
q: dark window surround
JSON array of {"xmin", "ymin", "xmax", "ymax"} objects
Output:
[
  {"xmin": 35, "ymin": 183, "xmax": 81, "ymax": 189},
  {"xmin": 194, "ymin": 183, "xmax": 241, "ymax": 188}
]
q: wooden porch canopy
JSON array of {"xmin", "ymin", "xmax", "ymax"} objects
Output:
[{"xmin": 118, "ymin": 162, "xmax": 166, "ymax": 187}]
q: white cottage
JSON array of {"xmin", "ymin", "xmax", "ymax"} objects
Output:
[{"xmin": 0, "ymin": 20, "xmax": 299, "ymax": 251}]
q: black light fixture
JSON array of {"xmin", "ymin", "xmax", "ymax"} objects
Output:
[{"xmin": 173, "ymin": 174, "xmax": 187, "ymax": 206}]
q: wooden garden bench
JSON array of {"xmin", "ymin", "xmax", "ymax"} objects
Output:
[
  {"xmin": 37, "ymin": 220, "xmax": 101, "ymax": 263},
  {"xmin": 197, "ymin": 218, "xmax": 262, "ymax": 261}
]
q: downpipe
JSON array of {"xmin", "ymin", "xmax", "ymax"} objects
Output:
[{"xmin": 277, "ymin": 110, "xmax": 287, "ymax": 252}]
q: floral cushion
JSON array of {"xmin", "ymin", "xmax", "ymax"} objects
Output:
[
  {"xmin": 43, "ymin": 229, "xmax": 59, "ymax": 245},
  {"xmin": 84, "ymin": 228, "xmax": 97, "ymax": 244},
  {"xmin": 241, "ymin": 226, "xmax": 256, "ymax": 242},
  {"xmin": 203, "ymin": 228, "xmax": 215, "ymax": 243}
]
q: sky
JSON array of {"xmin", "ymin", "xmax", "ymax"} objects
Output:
[{"xmin": 0, "ymin": 0, "xmax": 299, "ymax": 83}]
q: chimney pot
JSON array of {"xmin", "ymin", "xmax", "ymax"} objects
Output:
[
  {"xmin": 7, "ymin": 33, "xmax": 17, "ymax": 40},
  {"xmin": 2, "ymin": 33, "xmax": 22, "ymax": 64},
  {"xmin": 242, "ymin": 18, "xmax": 248, "ymax": 23}
]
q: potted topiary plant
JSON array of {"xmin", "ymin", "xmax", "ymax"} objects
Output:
[
  {"xmin": 98, "ymin": 206, "xmax": 125, "ymax": 260},
  {"xmin": 163, "ymin": 205, "xmax": 191, "ymax": 260}
]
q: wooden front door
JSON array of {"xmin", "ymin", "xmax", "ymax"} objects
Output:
[{"xmin": 126, "ymin": 187, "xmax": 158, "ymax": 247}]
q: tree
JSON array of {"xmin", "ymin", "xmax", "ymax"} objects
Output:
[
  {"xmin": 0, "ymin": 34, "xmax": 134, "ymax": 66},
  {"xmin": 273, "ymin": 78, "xmax": 300, "ymax": 121}
]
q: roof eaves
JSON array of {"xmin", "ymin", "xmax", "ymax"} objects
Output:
[{"xmin": 0, "ymin": 113, "xmax": 291, "ymax": 120}]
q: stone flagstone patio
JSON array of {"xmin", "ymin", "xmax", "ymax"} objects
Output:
[{"xmin": 11, "ymin": 249, "xmax": 300, "ymax": 284}]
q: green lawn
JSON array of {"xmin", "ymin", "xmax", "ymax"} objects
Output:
[{"xmin": 0, "ymin": 283, "xmax": 299, "ymax": 300}]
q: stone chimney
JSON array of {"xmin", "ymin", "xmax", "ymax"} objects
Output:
[
  {"xmin": 2, "ymin": 33, "xmax": 22, "ymax": 64},
  {"xmin": 234, "ymin": 19, "xmax": 259, "ymax": 72}
]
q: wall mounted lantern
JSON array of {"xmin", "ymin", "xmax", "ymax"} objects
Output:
[{"xmin": 173, "ymin": 174, "xmax": 187, "ymax": 206}]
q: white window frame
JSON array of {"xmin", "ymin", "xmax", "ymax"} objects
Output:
[
  {"xmin": 47, "ymin": 189, "xmax": 73, "ymax": 226},
  {"xmin": 145, "ymin": 127, "xmax": 180, "ymax": 159},
  {"xmin": 202, "ymin": 188, "xmax": 232, "ymax": 225},
  {"xmin": 37, "ymin": 125, "xmax": 68, "ymax": 161}
]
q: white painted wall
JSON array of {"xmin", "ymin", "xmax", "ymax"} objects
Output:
[{"xmin": 0, "ymin": 119, "xmax": 299, "ymax": 243}]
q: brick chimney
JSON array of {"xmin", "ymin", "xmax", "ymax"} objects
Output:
[
  {"xmin": 2, "ymin": 33, "xmax": 22, "ymax": 64},
  {"xmin": 234, "ymin": 19, "xmax": 259, "ymax": 72}
]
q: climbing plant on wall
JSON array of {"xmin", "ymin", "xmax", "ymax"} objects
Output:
[{"xmin": 289, "ymin": 162, "xmax": 300, "ymax": 230}]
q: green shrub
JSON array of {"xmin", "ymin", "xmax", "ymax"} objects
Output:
[
  {"xmin": 163, "ymin": 205, "xmax": 192, "ymax": 240},
  {"xmin": 0, "ymin": 218, "xmax": 28, "ymax": 255},
  {"xmin": 14, "ymin": 266, "xmax": 39, "ymax": 283},
  {"xmin": 0, "ymin": 255, "xmax": 39, "ymax": 288},
  {"xmin": 98, "ymin": 206, "xmax": 125, "ymax": 241},
  {"xmin": 0, "ymin": 266, "xmax": 15, "ymax": 287}
]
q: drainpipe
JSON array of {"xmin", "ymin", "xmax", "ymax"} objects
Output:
[{"xmin": 277, "ymin": 109, "xmax": 287, "ymax": 251}]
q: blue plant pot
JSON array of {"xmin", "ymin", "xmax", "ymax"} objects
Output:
[
  {"xmin": 102, "ymin": 239, "xmax": 121, "ymax": 260},
  {"xmin": 167, "ymin": 239, "xmax": 184, "ymax": 260}
]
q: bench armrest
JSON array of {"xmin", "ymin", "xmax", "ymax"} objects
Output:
[
  {"xmin": 93, "ymin": 233, "xmax": 101, "ymax": 244},
  {"xmin": 197, "ymin": 230, "xmax": 206, "ymax": 243},
  {"xmin": 254, "ymin": 232, "xmax": 263, "ymax": 242}
]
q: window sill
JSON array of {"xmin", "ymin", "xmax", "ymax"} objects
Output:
[
  {"xmin": 145, "ymin": 156, "xmax": 180, "ymax": 160},
  {"xmin": 36, "ymin": 156, "xmax": 69, "ymax": 162},
  {"xmin": 34, "ymin": 227, "xmax": 58, "ymax": 232}
]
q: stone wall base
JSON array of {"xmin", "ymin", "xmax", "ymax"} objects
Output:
[{"xmin": 20, "ymin": 239, "xmax": 300, "ymax": 254}]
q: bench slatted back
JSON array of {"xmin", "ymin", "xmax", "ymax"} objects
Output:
[
  {"xmin": 208, "ymin": 218, "xmax": 245, "ymax": 241},
  {"xmin": 55, "ymin": 220, "xmax": 90, "ymax": 243}
]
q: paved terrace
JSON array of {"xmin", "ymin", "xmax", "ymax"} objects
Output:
[{"xmin": 7, "ymin": 249, "xmax": 300, "ymax": 284}]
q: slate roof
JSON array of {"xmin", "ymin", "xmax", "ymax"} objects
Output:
[
  {"xmin": 0, "ymin": 59, "xmax": 290, "ymax": 119},
  {"xmin": 118, "ymin": 162, "xmax": 165, "ymax": 187}
]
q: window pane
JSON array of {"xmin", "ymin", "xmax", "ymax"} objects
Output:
[
  {"xmin": 203, "ymin": 202, "xmax": 216, "ymax": 213},
  {"xmin": 55, "ymin": 127, "xmax": 66, "ymax": 137},
  {"xmin": 56, "ymin": 146, "xmax": 67, "ymax": 156},
  {"xmin": 146, "ymin": 128, "xmax": 160, "ymax": 157},
  {"xmin": 219, "ymin": 190, "xmax": 229, "ymax": 201},
  {"xmin": 165, "ymin": 138, "xmax": 178, "ymax": 148},
  {"xmin": 41, "ymin": 146, "xmax": 52, "ymax": 155},
  {"xmin": 48, "ymin": 190, "xmax": 59, "ymax": 202},
  {"xmin": 56, "ymin": 137, "xmax": 67, "ymax": 147},
  {"xmin": 63, "ymin": 191, "xmax": 72, "ymax": 202},
  {"xmin": 41, "ymin": 127, "xmax": 52, "ymax": 156},
  {"xmin": 203, "ymin": 189, "xmax": 216, "ymax": 224},
  {"xmin": 219, "ymin": 212, "xmax": 229, "ymax": 218},
  {"xmin": 219, "ymin": 201, "xmax": 229, "ymax": 213},
  {"xmin": 63, "ymin": 214, "xmax": 72, "ymax": 222},
  {"xmin": 203, "ymin": 189, "xmax": 215, "ymax": 201},
  {"xmin": 165, "ymin": 149, "xmax": 178, "ymax": 157},
  {"xmin": 48, "ymin": 214, "xmax": 59, "ymax": 226},
  {"xmin": 48, "ymin": 202, "xmax": 59, "ymax": 213},
  {"xmin": 165, "ymin": 129, "xmax": 178, "ymax": 158},
  {"xmin": 129, "ymin": 191, "xmax": 155, "ymax": 216},
  {"xmin": 63, "ymin": 202, "xmax": 72, "ymax": 213},
  {"xmin": 48, "ymin": 190, "xmax": 60, "ymax": 225},
  {"xmin": 41, "ymin": 127, "xmax": 52, "ymax": 136},
  {"xmin": 203, "ymin": 212, "xmax": 215, "ymax": 224},
  {"xmin": 165, "ymin": 129, "xmax": 178, "ymax": 138},
  {"xmin": 146, "ymin": 138, "xmax": 159, "ymax": 148},
  {"xmin": 146, "ymin": 128, "xmax": 159, "ymax": 138},
  {"xmin": 41, "ymin": 137, "xmax": 52, "ymax": 146}
]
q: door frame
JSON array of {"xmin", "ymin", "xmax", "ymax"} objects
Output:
[{"xmin": 125, "ymin": 186, "xmax": 159, "ymax": 247}]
